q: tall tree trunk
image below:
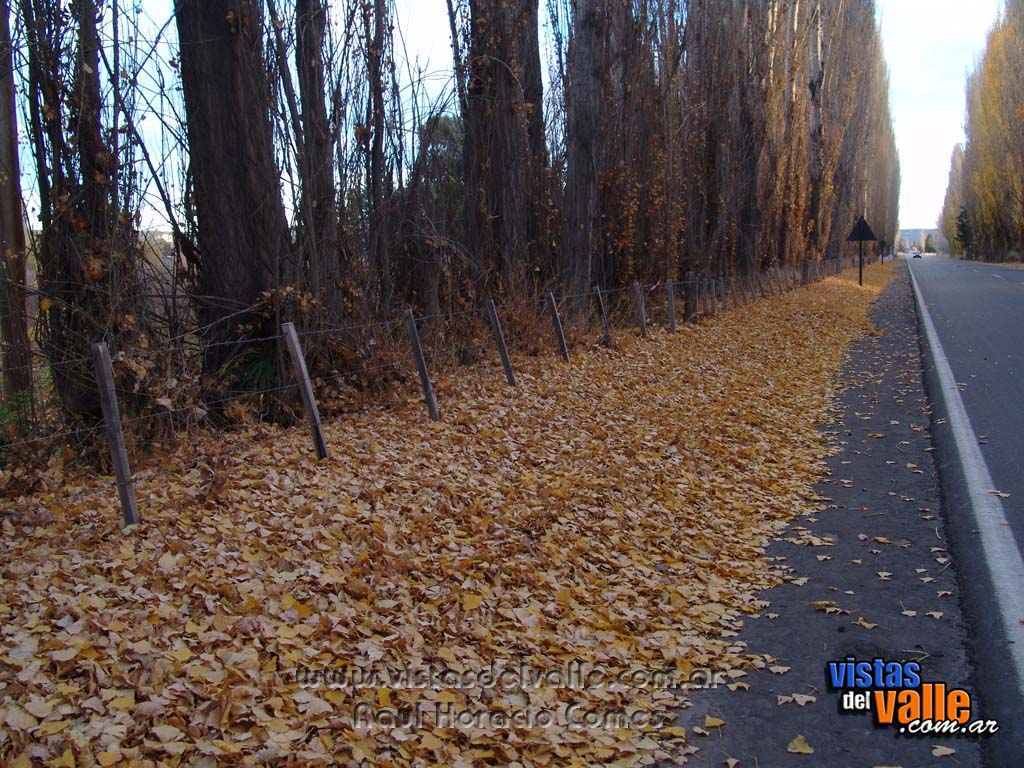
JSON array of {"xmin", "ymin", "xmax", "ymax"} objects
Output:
[
  {"xmin": 0, "ymin": 0, "xmax": 33, "ymax": 401},
  {"xmin": 176, "ymin": 0, "xmax": 291, "ymax": 372},
  {"xmin": 807, "ymin": 0, "xmax": 825, "ymax": 257},
  {"xmin": 464, "ymin": 0, "xmax": 549, "ymax": 295},
  {"xmin": 296, "ymin": 0, "xmax": 340, "ymax": 317},
  {"xmin": 562, "ymin": 0, "xmax": 601, "ymax": 297},
  {"xmin": 21, "ymin": 0, "xmax": 127, "ymax": 420},
  {"xmin": 366, "ymin": 0, "xmax": 392, "ymax": 314}
]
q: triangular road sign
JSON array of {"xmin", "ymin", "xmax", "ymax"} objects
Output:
[{"xmin": 847, "ymin": 215, "xmax": 877, "ymax": 242}]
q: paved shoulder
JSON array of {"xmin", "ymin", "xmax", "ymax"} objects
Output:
[{"xmin": 672, "ymin": 265, "xmax": 984, "ymax": 767}]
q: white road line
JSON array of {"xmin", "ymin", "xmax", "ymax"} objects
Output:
[{"xmin": 909, "ymin": 263, "xmax": 1024, "ymax": 697}]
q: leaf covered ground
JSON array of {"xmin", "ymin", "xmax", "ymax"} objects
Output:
[{"xmin": 2, "ymin": 264, "xmax": 894, "ymax": 767}]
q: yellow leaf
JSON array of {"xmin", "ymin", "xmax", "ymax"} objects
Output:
[
  {"xmin": 462, "ymin": 593, "xmax": 484, "ymax": 610},
  {"xmin": 39, "ymin": 719, "xmax": 70, "ymax": 736},
  {"xmin": 787, "ymin": 735, "xmax": 814, "ymax": 754},
  {"xmin": 4, "ymin": 705, "xmax": 37, "ymax": 731},
  {"xmin": 46, "ymin": 748, "xmax": 76, "ymax": 768},
  {"xmin": 24, "ymin": 699, "xmax": 55, "ymax": 718},
  {"xmin": 97, "ymin": 753, "xmax": 122, "ymax": 766},
  {"xmin": 931, "ymin": 746, "xmax": 956, "ymax": 758},
  {"xmin": 420, "ymin": 732, "xmax": 445, "ymax": 750},
  {"xmin": 151, "ymin": 724, "xmax": 184, "ymax": 742},
  {"xmin": 704, "ymin": 715, "xmax": 726, "ymax": 728},
  {"xmin": 110, "ymin": 696, "xmax": 135, "ymax": 711}
]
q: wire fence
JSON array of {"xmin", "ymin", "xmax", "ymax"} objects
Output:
[{"xmin": 1, "ymin": 255, "xmax": 864, "ymax": 525}]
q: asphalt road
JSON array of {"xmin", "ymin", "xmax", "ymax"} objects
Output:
[
  {"xmin": 909, "ymin": 257, "xmax": 1024, "ymax": 534},
  {"xmin": 909, "ymin": 255, "xmax": 1024, "ymax": 764}
]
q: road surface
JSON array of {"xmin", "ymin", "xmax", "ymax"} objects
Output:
[{"xmin": 909, "ymin": 255, "xmax": 1024, "ymax": 763}]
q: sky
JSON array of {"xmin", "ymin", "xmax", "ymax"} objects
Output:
[{"xmin": 875, "ymin": 0, "xmax": 1003, "ymax": 229}]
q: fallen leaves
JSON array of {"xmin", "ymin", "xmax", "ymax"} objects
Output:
[
  {"xmin": 786, "ymin": 734, "xmax": 815, "ymax": 754},
  {"xmin": 777, "ymin": 693, "xmax": 816, "ymax": 707},
  {"xmin": 0, "ymin": 265, "xmax": 895, "ymax": 766}
]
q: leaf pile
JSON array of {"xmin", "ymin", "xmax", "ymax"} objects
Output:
[{"xmin": 1, "ymin": 264, "xmax": 895, "ymax": 766}]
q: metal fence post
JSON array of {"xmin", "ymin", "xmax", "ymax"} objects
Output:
[
  {"xmin": 92, "ymin": 342, "xmax": 139, "ymax": 527},
  {"xmin": 403, "ymin": 309, "xmax": 440, "ymax": 421}
]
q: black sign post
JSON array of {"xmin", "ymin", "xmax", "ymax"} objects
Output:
[{"xmin": 847, "ymin": 215, "xmax": 877, "ymax": 287}]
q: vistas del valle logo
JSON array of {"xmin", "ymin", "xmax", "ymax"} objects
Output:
[{"xmin": 827, "ymin": 657, "xmax": 999, "ymax": 737}]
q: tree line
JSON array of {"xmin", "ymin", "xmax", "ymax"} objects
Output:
[
  {"xmin": 0, "ymin": 0, "xmax": 899, "ymax": 445},
  {"xmin": 941, "ymin": 0, "xmax": 1024, "ymax": 261}
]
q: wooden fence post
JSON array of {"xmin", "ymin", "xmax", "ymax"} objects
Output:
[
  {"xmin": 547, "ymin": 292, "xmax": 571, "ymax": 361},
  {"xmin": 633, "ymin": 282, "xmax": 648, "ymax": 338},
  {"xmin": 486, "ymin": 299, "xmax": 516, "ymax": 387},
  {"xmin": 595, "ymin": 287, "xmax": 612, "ymax": 348},
  {"xmin": 666, "ymin": 279, "xmax": 677, "ymax": 332},
  {"xmin": 92, "ymin": 342, "xmax": 139, "ymax": 527},
  {"xmin": 683, "ymin": 274, "xmax": 697, "ymax": 322},
  {"xmin": 282, "ymin": 322, "xmax": 329, "ymax": 459},
  {"xmin": 403, "ymin": 309, "xmax": 441, "ymax": 421}
]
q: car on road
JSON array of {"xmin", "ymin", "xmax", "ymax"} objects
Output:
[{"xmin": 912, "ymin": 251, "xmax": 922, "ymax": 258}]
